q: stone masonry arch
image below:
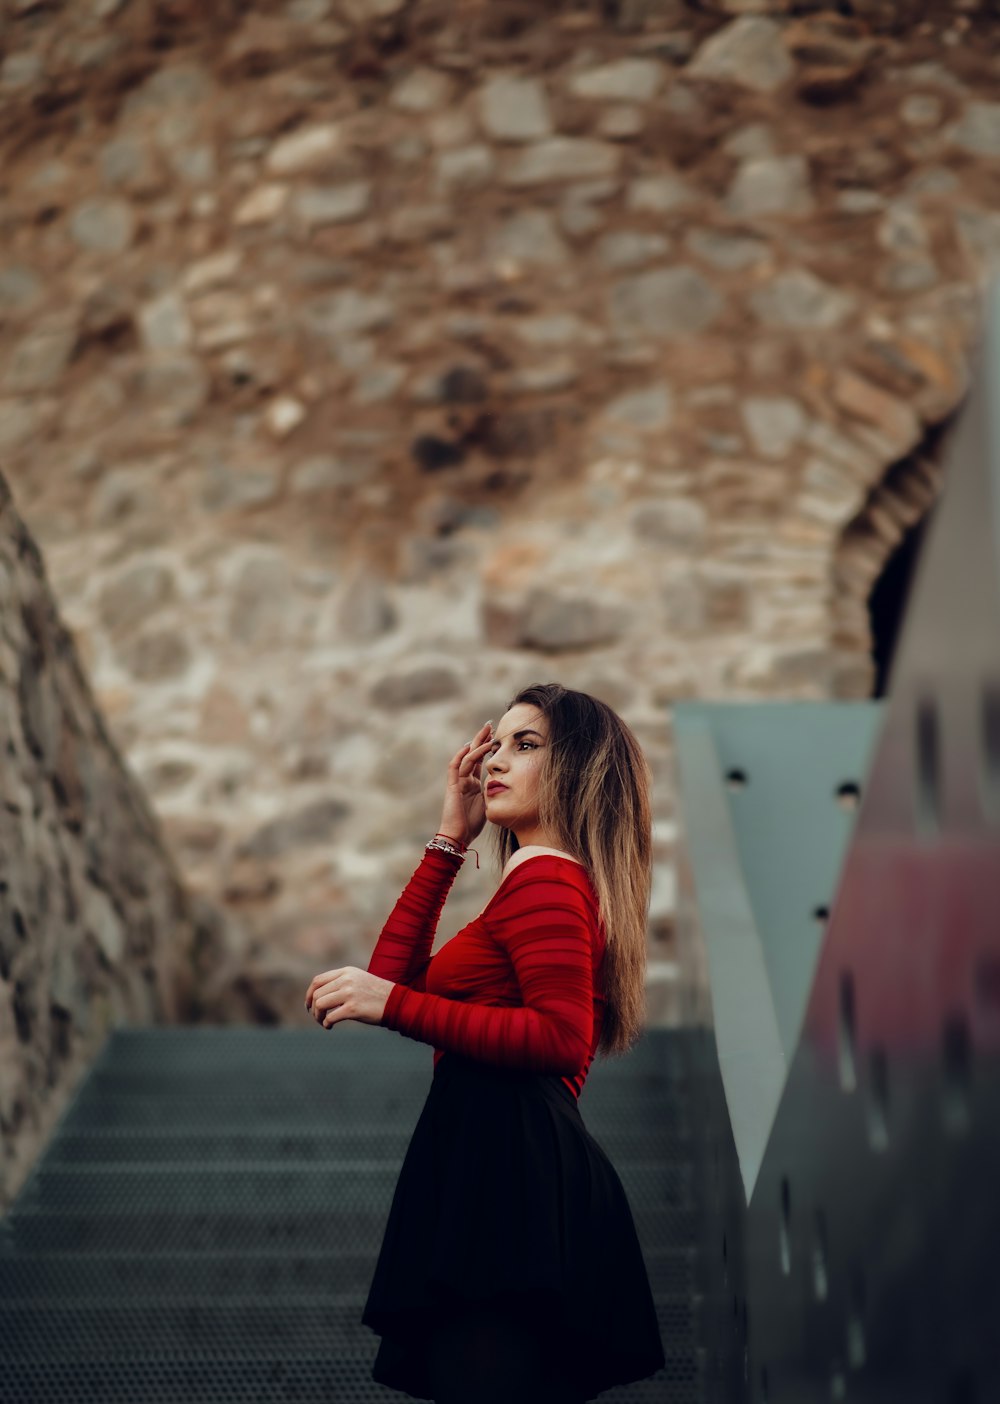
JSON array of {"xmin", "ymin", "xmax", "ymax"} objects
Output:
[{"xmin": 831, "ymin": 417, "xmax": 954, "ymax": 702}]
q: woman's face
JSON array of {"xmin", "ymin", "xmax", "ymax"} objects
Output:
[{"xmin": 483, "ymin": 702, "xmax": 550, "ymax": 838}]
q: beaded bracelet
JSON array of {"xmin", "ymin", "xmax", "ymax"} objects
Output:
[
  {"xmin": 426, "ymin": 835, "xmax": 464, "ymax": 858},
  {"xmin": 426, "ymin": 834, "xmax": 480, "ymax": 868}
]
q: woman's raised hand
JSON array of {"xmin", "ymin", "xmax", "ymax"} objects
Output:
[{"xmin": 437, "ymin": 720, "xmax": 494, "ymax": 848}]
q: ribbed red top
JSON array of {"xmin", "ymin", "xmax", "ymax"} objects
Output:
[{"xmin": 368, "ymin": 847, "xmax": 607, "ymax": 1099}]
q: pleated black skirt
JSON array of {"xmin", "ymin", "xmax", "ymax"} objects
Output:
[{"xmin": 362, "ymin": 1050, "xmax": 666, "ymax": 1401}]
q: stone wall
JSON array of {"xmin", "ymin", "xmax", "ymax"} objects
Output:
[
  {"xmin": 0, "ymin": 471, "xmax": 215, "ymax": 1212},
  {"xmin": 1, "ymin": 1, "xmax": 998, "ymax": 1044}
]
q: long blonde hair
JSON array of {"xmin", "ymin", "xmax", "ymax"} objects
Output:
[{"xmin": 491, "ymin": 682, "xmax": 652, "ymax": 1058}]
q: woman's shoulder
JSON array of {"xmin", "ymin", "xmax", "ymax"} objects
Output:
[
  {"xmin": 502, "ymin": 845, "xmax": 586, "ymax": 879},
  {"xmin": 481, "ymin": 847, "xmax": 597, "ymax": 923}
]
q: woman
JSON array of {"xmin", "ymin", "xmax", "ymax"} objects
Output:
[{"xmin": 304, "ymin": 682, "xmax": 665, "ymax": 1402}]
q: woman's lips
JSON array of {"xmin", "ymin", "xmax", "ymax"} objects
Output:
[{"xmin": 486, "ymin": 783, "xmax": 508, "ymax": 796}]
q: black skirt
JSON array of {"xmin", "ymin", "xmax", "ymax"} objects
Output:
[{"xmin": 362, "ymin": 1050, "xmax": 666, "ymax": 1401}]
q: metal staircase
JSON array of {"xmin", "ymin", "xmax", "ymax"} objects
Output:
[{"xmin": 0, "ymin": 1023, "xmax": 709, "ymax": 1402}]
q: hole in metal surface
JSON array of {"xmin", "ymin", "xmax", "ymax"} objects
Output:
[
  {"xmin": 838, "ymin": 971, "xmax": 857, "ymax": 1093},
  {"xmin": 725, "ymin": 767, "xmax": 747, "ymax": 791},
  {"xmin": 914, "ymin": 690, "xmax": 941, "ymax": 837},
  {"xmin": 812, "ymin": 1208, "xmax": 828, "ymax": 1301},
  {"xmin": 835, "ymin": 780, "xmax": 860, "ymax": 810},
  {"xmin": 867, "ymin": 1044, "xmax": 890, "ymax": 1152}
]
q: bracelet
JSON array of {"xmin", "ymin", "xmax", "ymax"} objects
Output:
[
  {"xmin": 434, "ymin": 831, "xmax": 467, "ymax": 851},
  {"xmin": 427, "ymin": 835, "xmax": 466, "ymax": 859},
  {"xmin": 426, "ymin": 834, "xmax": 480, "ymax": 868}
]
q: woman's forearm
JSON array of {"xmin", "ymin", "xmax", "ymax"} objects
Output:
[{"xmin": 366, "ymin": 845, "xmax": 463, "ymax": 986}]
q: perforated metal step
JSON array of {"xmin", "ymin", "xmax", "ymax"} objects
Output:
[
  {"xmin": 0, "ymin": 1245, "xmax": 697, "ymax": 1304},
  {"xmin": 0, "ymin": 1354, "xmax": 703, "ymax": 1402},
  {"xmin": 0, "ymin": 1025, "xmax": 708, "ymax": 1403}
]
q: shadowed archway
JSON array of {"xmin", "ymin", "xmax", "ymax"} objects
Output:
[{"xmin": 832, "ymin": 419, "xmax": 953, "ymax": 701}]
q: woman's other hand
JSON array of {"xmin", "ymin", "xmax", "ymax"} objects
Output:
[
  {"xmin": 437, "ymin": 720, "xmax": 493, "ymax": 849},
  {"xmin": 305, "ymin": 967, "xmax": 396, "ymax": 1028}
]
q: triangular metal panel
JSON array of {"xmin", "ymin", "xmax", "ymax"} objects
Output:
[{"xmin": 673, "ymin": 701, "xmax": 880, "ymax": 1201}]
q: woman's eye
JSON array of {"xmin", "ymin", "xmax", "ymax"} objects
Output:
[{"xmin": 517, "ymin": 741, "xmax": 537, "ymax": 751}]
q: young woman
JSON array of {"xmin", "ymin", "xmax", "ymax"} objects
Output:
[{"xmin": 305, "ymin": 682, "xmax": 665, "ymax": 1403}]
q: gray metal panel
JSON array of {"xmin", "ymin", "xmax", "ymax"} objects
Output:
[
  {"xmin": 672, "ymin": 701, "xmax": 880, "ymax": 1201},
  {"xmin": 672, "ymin": 715, "xmax": 786, "ymax": 1205},
  {"xmin": 741, "ymin": 279, "xmax": 1000, "ymax": 1400}
]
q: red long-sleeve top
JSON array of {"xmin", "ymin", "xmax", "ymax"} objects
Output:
[{"xmin": 369, "ymin": 848, "xmax": 607, "ymax": 1099}]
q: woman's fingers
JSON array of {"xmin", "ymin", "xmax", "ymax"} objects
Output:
[
  {"xmin": 312, "ymin": 980, "xmax": 343, "ymax": 1020},
  {"xmin": 448, "ymin": 723, "xmax": 493, "ymax": 778},
  {"xmin": 462, "ymin": 725, "xmax": 494, "ymax": 763},
  {"xmin": 458, "ymin": 744, "xmax": 492, "ymax": 785},
  {"xmin": 465, "ymin": 722, "xmax": 492, "ymax": 751},
  {"xmin": 305, "ymin": 969, "xmax": 342, "ymax": 1007},
  {"xmin": 470, "ymin": 738, "xmax": 492, "ymax": 769},
  {"xmin": 307, "ymin": 968, "xmax": 394, "ymax": 1028},
  {"xmin": 447, "ymin": 748, "xmax": 467, "ymax": 773}
]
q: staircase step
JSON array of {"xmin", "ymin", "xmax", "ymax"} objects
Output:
[
  {"xmin": 1, "ymin": 1202, "xmax": 698, "ymax": 1256},
  {"xmin": 0, "ymin": 1026, "xmax": 707, "ymax": 1403},
  {"xmin": 61, "ymin": 1083, "xmax": 691, "ymax": 1125},
  {"xmin": 87, "ymin": 1025, "xmax": 692, "ymax": 1076},
  {"xmin": 1, "ymin": 1288, "xmax": 695, "ymax": 1358},
  {"xmin": 12, "ymin": 1159, "xmax": 697, "ymax": 1216},
  {"xmin": 0, "ymin": 1245, "xmax": 696, "ymax": 1301},
  {"xmin": 0, "ymin": 1350, "xmax": 704, "ymax": 1404},
  {"xmin": 41, "ymin": 1123, "xmax": 695, "ymax": 1163}
]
